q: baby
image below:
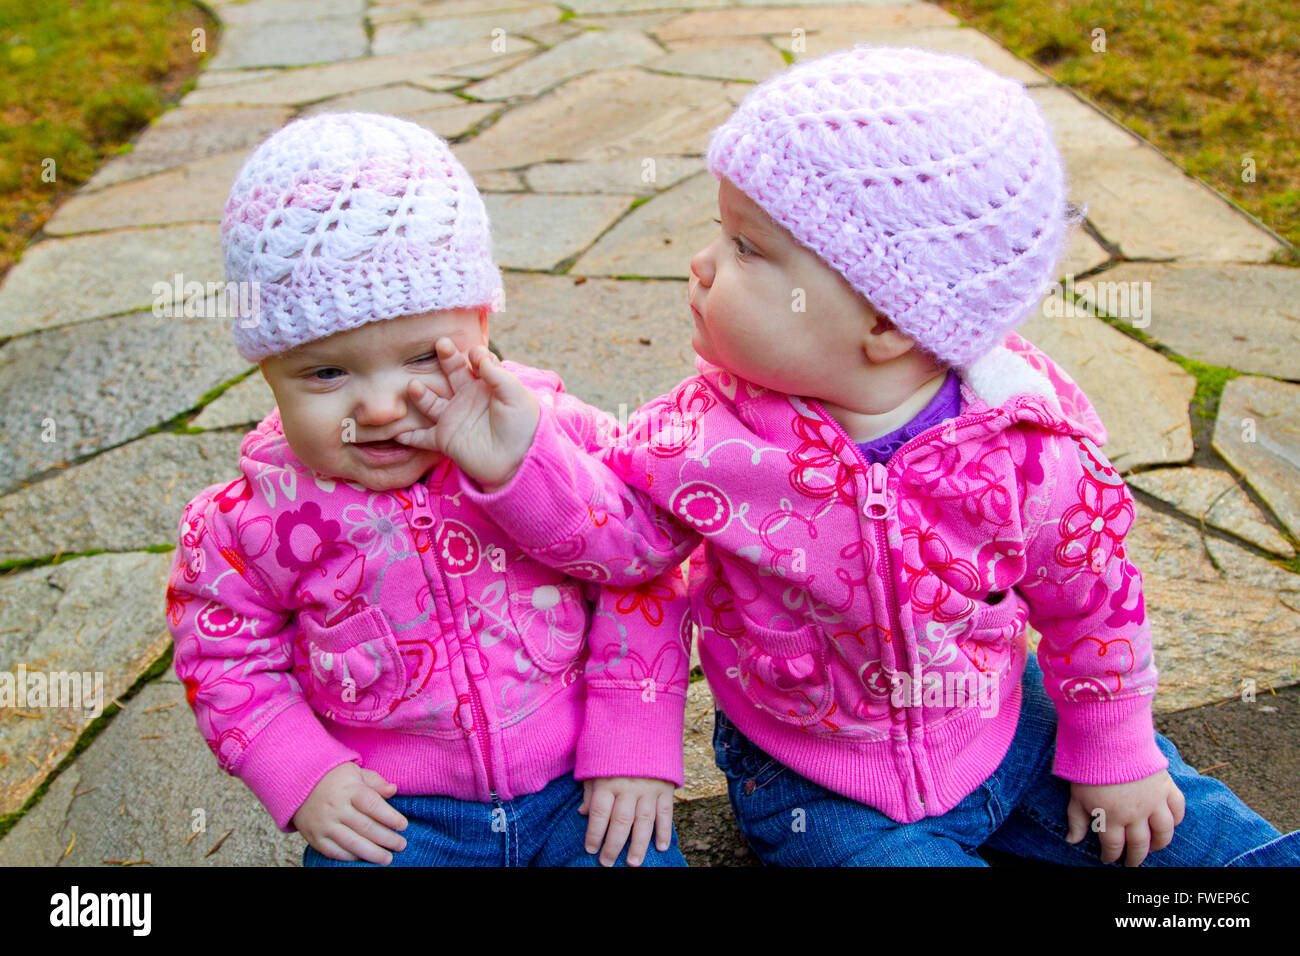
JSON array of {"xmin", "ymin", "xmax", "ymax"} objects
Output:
[
  {"xmin": 164, "ymin": 113, "xmax": 691, "ymax": 867},
  {"xmin": 399, "ymin": 47, "xmax": 1300, "ymax": 866}
]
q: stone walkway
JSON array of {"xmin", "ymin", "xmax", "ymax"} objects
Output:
[{"xmin": 1, "ymin": 0, "xmax": 1297, "ymax": 867}]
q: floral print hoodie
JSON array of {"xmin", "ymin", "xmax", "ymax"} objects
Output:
[
  {"xmin": 164, "ymin": 364, "xmax": 691, "ymax": 832},
  {"xmin": 461, "ymin": 332, "xmax": 1167, "ymax": 823}
]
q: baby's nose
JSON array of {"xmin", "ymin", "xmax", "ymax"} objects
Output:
[
  {"xmin": 689, "ymin": 244, "xmax": 714, "ymax": 286},
  {"xmin": 355, "ymin": 390, "xmax": 407, "ymax": 426}
]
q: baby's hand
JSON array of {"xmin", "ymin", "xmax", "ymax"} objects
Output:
[
  {"xmin": 1066, "ymin": 770, "xmax": 1186, "ymax": 866},
  {"xmin": 395, "ymin": 338, "xmax": 539, "ymax": 491},
  {"xmin": 292, "ymin": 763, "xmax": 408, "ymax": 865},
  {"xmin": 579, "ymin": 776, "xmax": 676, "ymax": 867}
]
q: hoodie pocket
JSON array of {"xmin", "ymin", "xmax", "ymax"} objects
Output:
[
  {"xmin": 505, "ymin": 561, "xmax": 590, "ymax": 674},
  {"xmin": 300, "ymin": 606, "xmax": 408, "ymax": 723},
  {"xmin": 735, "ymin": 619, "xmax": 834, "ymax": 730},
  {"xmin": 956, "ymin": 591, "xmax": 1021, "ymax": 671}
]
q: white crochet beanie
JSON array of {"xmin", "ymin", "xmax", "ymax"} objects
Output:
[{"xmin": 221, "ymin": 112, "xmax": 504, "ymax": 362}]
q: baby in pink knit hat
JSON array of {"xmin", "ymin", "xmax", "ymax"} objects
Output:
[
  {"xmin": 166, "ymin": 112, "xmax": 692, "ymax": 868},
  {"xmin": 399, "ymin": 48, "xmax": 1300, "ymax": 867}
]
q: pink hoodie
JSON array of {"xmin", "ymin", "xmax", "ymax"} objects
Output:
[
  {"xmin": 462, "ymin": 332, "xmax": 1168, "ymax": 823},
  {"xmin": 164, "ymin": 363, "xmax": 690, "ymax": 832}
]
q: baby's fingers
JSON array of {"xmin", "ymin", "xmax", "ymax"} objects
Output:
[
  {"xmin": 625, "ymin": 796, "xmax": 658, "ymax": 867},
  {"xmin": 436, "ymin": 337, "xmax": 477, "ymax": 392},
  {"xmin": 656, "ymin": 790, "xmax": 674, "ymax": 853},
  {"xmin": 1123, "ymin": 822, "xmax": 1151, "ymax": 868}
]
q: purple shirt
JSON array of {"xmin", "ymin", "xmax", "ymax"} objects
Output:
[{"xmin": 855, "ymin": 369, "xmax": 961, "ymax": 465}]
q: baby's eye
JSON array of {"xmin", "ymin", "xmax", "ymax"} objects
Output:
[
  {"xmin": 733, "ymin": 236, "xmax": 753, "ymax": 257},
  {"xmin": 311, "ymin": 367, "xmax": 345, "ymax": 382},
  {"xmin": 410, "ymin": 352, "xmax": 438, "ymax": 365}
]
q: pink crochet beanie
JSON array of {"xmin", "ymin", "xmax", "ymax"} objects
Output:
[
  {"xmin": 221, "ymin": 112, "xmax": 503, "ymax": 362},
  {"xmin": 706, "ymin": 45, "xmax": 1082, "ymax": 370}
]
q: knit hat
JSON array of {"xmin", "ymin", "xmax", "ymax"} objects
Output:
[
  {"xmin": 221, "ymin": 112, "xmax": 504, "ymax": 362},
  {"xmin": 706, "ymin": 45, "xmax": 1083, "ymax": 370}
]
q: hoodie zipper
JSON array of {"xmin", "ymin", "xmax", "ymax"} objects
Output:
[
  {"xmin": 807, "ymin": 402, "xmax": 1002, "ymax": 814},
  {"xmin": 405, "ymin": 480, "xmax": 498, "ymax": 802}
]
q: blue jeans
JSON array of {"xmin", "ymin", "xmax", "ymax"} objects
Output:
[
  {"xmin": 713, "ymin": 655, "xmax": 1300, "ymax": 866},
  {"xmin": 302, "ymin": 771, "xmax": 687, "ymax": 867}
]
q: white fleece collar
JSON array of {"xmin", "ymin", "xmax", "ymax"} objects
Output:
[{"xmin": 960, "ymin": 343, "xmax": 1060, "ymax": 410}]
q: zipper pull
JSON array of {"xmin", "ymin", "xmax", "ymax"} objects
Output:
[
  {"xmin": 407, "ymin": 481, "xmax": 436, "ymax": 531},
  {"xmin": 863, "ymin": 461, "xmax": 889, "ymax": 519}
]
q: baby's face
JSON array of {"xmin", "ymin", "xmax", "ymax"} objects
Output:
[
  {"xmin": 259, "ymin": 308, "xmax": 487, "ymax": 491},
  {"xmin": 688, "ymin": 177, "xmax": 882, "ymax": 397}
]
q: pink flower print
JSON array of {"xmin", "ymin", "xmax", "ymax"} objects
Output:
[
  {"xmin": 670, "ymin": 481, "xmax": 732, "ymax": 535},
  {"xmin": 437, "ymin": 521, "xmax": 481, "ymax": 575},
  {"xmin": 1056, "ymin": 472, "xmax": 1133, "ymax": 572},
  {"xmin": 342, "ymin": 496, "xmax": 406, "ymax": 558},
  {"xmin": 902, "ymin": 526, "xmax": 981, "ymax": 622},
  {"xmin": 1046, "ymin": 635, "xmax": 1136, "ymax": 697},
  {"xmin": 275, "ymin": 502, "xmax": 341, "ymax": 573},
  {"xmin": 786, "ymin": 412, "xmax": 856, "ymax": 507},
  {"xmin": 610, "ymin": 578, "xmax": 677, "ymax": 627},
  {"xmin": 212, "ymin": 477, "xmax": 253, "ymax": 515}
]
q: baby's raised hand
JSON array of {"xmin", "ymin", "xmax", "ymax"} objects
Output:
[
  {"xmin": 578, "ymin": 776, "xmax": 676, "ymax": 867},
  {"xmin": 1066, "ymin": 769, "xmax": 1186, "ymax": 866},
  {"xmin": 395, "ymin": 337, "xmax": 539, "ymax": 491},
  {"xmin": 291, "ymin": 762, "xmax": 409, "ymax": 865}
]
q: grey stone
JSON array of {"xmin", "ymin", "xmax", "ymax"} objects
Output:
[
  {"xmin": 403, "ymin": 102, "xmax": 500, "ymax": 140},
  {"xmin": 1027, "ymin": 88, "xmax": 1286, "ymax": 262},
  {"xmin": 83, "ymin": 106, "xmax": 290, "ymax": 191},
  {"xmin": 646, "ymin": 38, "xmax": 788, "ymax": 84},
  {"xmin": 191, "ymin": 375, "xmax": 276, "ymax": 431},
  {"xmin": 491, "ymin": 273, "xmax": 696, "ymax": 412},
  {"xmin": 369, "ymin": 0, "xmax": 554, "ymax": 25},
  {"xmin": 433, "ymin": 48, "xmax": 537, "ymax": 81},
  {"xmin": 681, "ymin": 678, "xmax": 726, "ymax": 800},
  {"xmin": 0, "ymin": 224, "xmax": 225, "ymax": 338},
  {"xmin": 1084, "ymin": 263, "xmax": 1300, "ymax": 380},
  {"xmin": 484, "ymin": 192, "xmax": 633, "ymax": 269},
  {"xmin": 45, "ymin": 150, "xmax": 251, "ymax": 235},
  {"xmin": 218, "ymin": 0, "xmax": 367, "ymax": 25},
  {"xmin": 194, "ymin": 68, "xmax": 285, "ymax": 89},
  {"xmin": 464, "ymin": 29, "xmax": 664, "ymax": 99},
  {"xmin": 567, "ymin": 0, "xmax": 726, "ymax": 12},
  {"xmin": 301, "ymin": 83, "xmax": 466, "ymax": 117},
  {"xmin": 207, "ymin": 18, "xmax": 369, "ymax": 70},
  {"xmin": 454, "ymin": 69, "xmax": 743, "ymax": 171},
  {"xmin": 372, "ymin": 6, "xmax": 562, "ymax": 57},
  {"xmin": 0, "ymin": 431, "xmax": 245, "ymax": 565},
  {"xmin": 1125, "ymin": 508, "xmax": 1300, "ymax": 713},
  {"xmin": 474, "ymin": 169, "xmax": 527, "ymax": 191},
  {"xmin": 772, "ymin": 26, "xmax": 1048, "ymax": 86},
  {"xmin": 525, "ymin": 156, "xmax": 707, "ymax": 195},
  {"xmin": 1213, "ymin": 376, "xmax": 1300, "ymax": 540},
  {"xmin": 180, "ymin": 47, "xmax": 488, "ymax": 107},
  {"xmin": 0, "ymin": 679, "xmax": 305, "ymax": 865},
  {"xmin": 0, "ymin": 552, "xmax": 174, "ymax": 816},
  {"xmin": 654, "ymin": 3, "xmax": 957, "ymax": 42},
  {"xmin": 1018, "ymin": 298, "xmax": 1195, "ymax": 473},
  {"xmin": 0, "ymin": 308, "xmax": 250, "ymax": 495},
  {"xmin": 571, "ymin": 170, "xmax": 718, "ymax": 278},
  {"xmin": 1127, "ymin": 467, "xmax": 1294, "ymax": 558}
]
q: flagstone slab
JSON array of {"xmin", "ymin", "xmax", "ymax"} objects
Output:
[
  {"xmin": 492, "ymin": 273, "xmax": 695, "ymax": 412},
  {"xmin": 0, "ymin": 679, "xmax": 305, "ymax": 866},
  {"xmin": 454, "ymin": 69, "xmax": 743, "ymax": 171},
  {"xmin": 180, "ymin": 47, "xmax": 501, "ymax": 106},
  {"xmin": 207, "ymin": 18, "xmax": 369, "ymax": 70},
  {"xmin": 571, "ymin": 170, "xmax": 718, "ymax": 278},
  {"xmin": 434, "ymin": 49, "xmax": 537, "ymax": 81},
  {"xmin": 483, "ymin": 193, "xmax": 634, "ymax": 269},
  {"xmin": 464, "ymin": 29, "xmax": 664, "ymax": 99},
  {"xmin": 654, "ymin": 3, "xmax": 957, "ymax": 42},
  {"xmin": 525, "ymin": 156, "xmax": 706, "ymax": 195},
  {"xmin": 194, "ymin": 68, "xmax": 284, "ymax": 89},
  {"xmin": 0, "ymin": 225, "xmax": 224, "ymax": 338},
  {"xmin": 771, "ymin": 26, "xmax": 1047, "ymax": 86},
  {"xmin": 191, "ymin": 375, "xmax": 275, "ymax": 431},
  {"xmin": 569, "ymin": 0, "xmax": 726, "ymax": 12},
  {"xmin": 515, "ymin": 20, "xmax": 588, "ymax": 46},
  {"xmin": 647, "ymin": 38, "xmax": 788, "ymax": 83},
  {"xmin": 1213, "ymin": 376, "xmax": 1300, "ymax": 540},
  {"xmin": 405, "ymin": 102, "xmax": 501, "ymax": 139},
  {"xmin": 1126, "ymin": 507, "xmax": 1300, "ymax": 713},
  {"xmin": 45, "ymin": 150, "xmax": 251, "ymax": 235},
  {"xmin": 1127, "ymin": 467, "xmax": 1294, "ymax": 558},
  {"xmin": 475, "ymin": 169, "xmax": 527, "ymax": 190},
  {"xmin": 1027, "ymin": 87, "xmax": 1285, "ymax": 262},
  {"xmin": 1058, "ymin": 227, "xmax": 1111, "ymax": 278},
  {"xmin": 368, "ymin": 0, "xmax": 547, "ymax": 26},
  {"xmin": 372, "ymin": 6, "xmax": 563, "ymax": 57},
  {"xmin": 1083, "ymin": 263, "xmax": 1300, "ymax": 380},
  {"xmin": 0, "ymin": 431, "xmax": 245, "ymax": 565},
  {"xmin": 1018, "ymin": 301, "xmax": 1195, "ymax": 473},
  {"xmin": 301, "ymin": 83, "xmax": 466, "ymax": 117},
  {"xmin": 218, "ymin": 0, "xmax": 367, "ymax": 25},
  {"xmin": 83, "ymin": 106, "xmax": 289, "ymax": 191},
  {"xmin": 0, "ymin": 310, "xmax": 249, "ymax": 495},
  {"xmin": 0, "ymin": 551, "xmax": 174, "ymax": 817}
]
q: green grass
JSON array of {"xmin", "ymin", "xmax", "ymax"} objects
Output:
[
  {"xmin": 0, "ymin": 0, "xmax": 215, "ymax": 278},
  {"xmin": 935, "ymin": 0, "xmax": 1300, "ymax": 260}
]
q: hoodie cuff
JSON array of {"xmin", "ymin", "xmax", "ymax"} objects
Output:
[
  {"xmin": 1051, "ymin": 694, "xmax": 1169, "ymax": 785},
  {"xmin": 459, "ymin": 405, "xmax": 594, "ymax": 551},
  {"xmin": 575, "ymin": 685, "xmax": 686, "ymax": 788},
  {"xmin": 231, "ymin": 701, "xmax": 361, "ymax": 832}
]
